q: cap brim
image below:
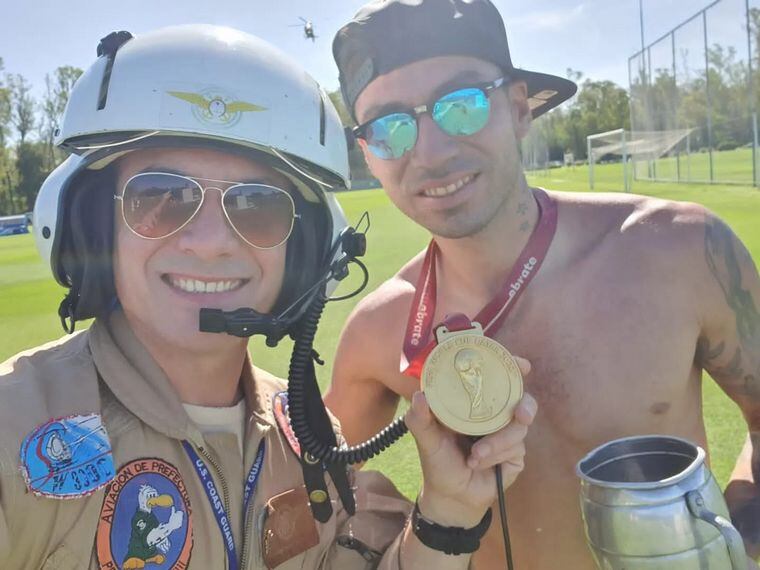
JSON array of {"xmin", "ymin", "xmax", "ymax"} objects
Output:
[{"xmin": 511, "ymin": 69, "xmax": 577, "ymax": 119}]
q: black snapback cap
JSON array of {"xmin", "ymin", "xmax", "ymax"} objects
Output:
[{"xmin": 333, "ymin": 0, "xmax": 578, "ymax": 120}]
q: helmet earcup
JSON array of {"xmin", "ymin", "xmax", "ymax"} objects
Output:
[
  {"xmin": 58, "ymin": 166, "xmax": 117, "ymax": 322},
  {"xmin": 274, "ymin": 190, "xmax": 331, "ymax": 318}
]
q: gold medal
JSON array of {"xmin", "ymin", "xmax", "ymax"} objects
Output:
[{"xmin": 421, "ymin": 322, "xmax": 523, "ymax": 436}]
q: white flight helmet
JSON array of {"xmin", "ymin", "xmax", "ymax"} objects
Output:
[
  {"xmin": 56, "ymin": 25, "xmax": 348, "ymax": 183},
  {"xmin": 34, "ymin": 25, "xmax": 352, "ymax": 332}
]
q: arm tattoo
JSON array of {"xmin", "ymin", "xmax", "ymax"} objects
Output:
[
  {"xmin": 696, "ymin": 341, "xmax": 744, "ymax": 383},
  {"xmin": 701, "ymin": 219, "xmax": 760, "ymax": 400},
  {"xmin": 705, "ymin": 220, "xmax": 759, "ymax": 344},
  {"xmin": 702, "ymin": 219, "xmax": 760, "ymax": 503}
]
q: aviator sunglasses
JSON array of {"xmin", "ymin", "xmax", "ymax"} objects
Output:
[
  {"xmin": 353, "ymin": 77, "xmax": 507, "ymax": 160},
  {"xmin": 115, "ymin": 172, "xmax": 299, "ymax": 249}
]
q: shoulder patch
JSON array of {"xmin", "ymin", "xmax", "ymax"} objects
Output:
[
  {"xmin": 273, "ymin": 391, "xmax": 301, "ymax": 457},
  {"xmin": 97, "ymin": 458, "xmax": 193, "ymax": 569},
  {"xmin": 20, "ymin": 413, "xmax": 115, "ymax": 499}
]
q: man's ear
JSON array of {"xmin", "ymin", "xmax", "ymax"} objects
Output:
[{"xmin": 508, "ymin": 81, "xmax": 532, "ymax": 140}]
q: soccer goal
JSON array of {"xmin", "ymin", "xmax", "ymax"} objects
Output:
[{"xmin": 587, "ymin": 128, "xmax": 692, "ymax": 192}]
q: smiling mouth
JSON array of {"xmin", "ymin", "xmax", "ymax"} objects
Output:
[
  {"xmin": 162, "ymin": 274, "xmax": 248, "ymax": 294},
  {"xmin": 421, "ymin": 174, "xmax": 476, "ymax": 198}
]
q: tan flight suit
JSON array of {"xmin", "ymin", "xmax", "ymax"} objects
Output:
[{"xmin": 0, "ymin": 310, "xmax": 411, "ymax": 569}]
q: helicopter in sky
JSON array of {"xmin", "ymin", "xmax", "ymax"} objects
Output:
[{"xmin": 289, "ymin": 17, "xmax": 317, "ymax": 42}]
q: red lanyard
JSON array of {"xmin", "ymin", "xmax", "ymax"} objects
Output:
[{"xmin": 401, "ymin": 188, "xmax": 558, "ymax": 379}]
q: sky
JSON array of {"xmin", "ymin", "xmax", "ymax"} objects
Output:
[{"xmin": 0, "ymin": 0, "xmax": 752, "ymax": 102}]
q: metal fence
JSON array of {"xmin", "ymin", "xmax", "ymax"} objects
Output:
[{"xmin": 628, "ymin": 0, "xmax": 759, "ymax": 186}]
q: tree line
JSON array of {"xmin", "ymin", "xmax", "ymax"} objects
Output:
[
  {"xmin": 524, "ymin": 71, "xmax": 631, "ymax": 164},
  {"xmin": 532, "ymin": 9, "xmax": 760, "ymax": 165},
  {"xmin": 3, "ymin": 21, "xmax": 758, "ymax": 216},
  {"xmin": 0, "ymin": 59, "xmax": 82, "ymax": 216},
  {"xmin": 630, "ymin": 41, "xmax": 758, "ymax": 154},
  {"xmin": 0, "ymin": 70, "xmax": 683, "ymax": 215}
]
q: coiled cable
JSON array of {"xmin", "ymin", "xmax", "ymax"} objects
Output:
[{"xmin": 287, "ymin": 292, "xmax": 409, "ymax": 464}]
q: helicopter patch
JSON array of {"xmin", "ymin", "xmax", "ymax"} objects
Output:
[{"xmin": 20, "ymin": 413, "xmax": 115, "ymax": 499}]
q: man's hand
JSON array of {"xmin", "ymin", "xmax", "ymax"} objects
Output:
[{"xmin": 406, "ymin": 356, "xmax": 537, "ymax": 527}]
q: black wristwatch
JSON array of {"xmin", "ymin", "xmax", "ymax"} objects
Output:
[{"xmin": 410, "ymin": 501, "xmax": 493, "ymax": 555}]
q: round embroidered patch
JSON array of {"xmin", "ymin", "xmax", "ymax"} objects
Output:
[
  {"xmin": 96, "ymin": 458, "xmax": 193, "ymax": 570},
  {"xmin": 20, "ymin": 413, "xmax": 115, "ymax": 498}
]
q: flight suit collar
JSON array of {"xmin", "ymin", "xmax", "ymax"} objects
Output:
[{"xmin": 88, "ymin": 309, "xmax": 281, "ymax": 447}]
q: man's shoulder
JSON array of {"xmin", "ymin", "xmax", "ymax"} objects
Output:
[
  {"xmin": 346, "ymin": 249, "xmax": 427, "ymax": 333},
  {"xmin": 0, "ymin": 331, "xmax": 99, "ymax": 439},
  {"xmin": 0, "ymin": 331, "xmax": 92, "ymax": 386},
  {"xmin": 331, "ymin": 249, "xmax": 428, "ymax": 385},
  {"xmin": 552, "ymin": 190, "xmax": 710, "ymax": 250}
]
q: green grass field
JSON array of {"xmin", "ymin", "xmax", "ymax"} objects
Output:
[
  {"xmin": 585, "ymin": 145, "xmax": 757, "ymax": 186},
  {"xmin": 630, "ymin": 147, "xmax": 757, "ymax": 185},
  {"xmin": 1, "ymin": 160, "xmax": 758, "ymax": 499}
]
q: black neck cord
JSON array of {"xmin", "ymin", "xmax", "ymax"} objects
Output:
[
  {"xmin": 287, "ymin": 293, "xmax": 409, "ymax": 464},
  {"xmin": 495, "ymin": 465, "xmax": 515, "ymax": 570}
]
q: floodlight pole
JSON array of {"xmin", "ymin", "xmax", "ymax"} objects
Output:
[
  {"xmin": 703, "ymin": 10, "xmax": 715, "ymax": 184},
  {"xmin": 622, "ymin": 130, "xmax": 630, "ymax": 193},
  {"xmin": 639, "ymin": 0, "xmax": 645, "ymax": 54},
  {"xmin": 747, "ymin": 0, "xmax": 758, "ymax": 187}
]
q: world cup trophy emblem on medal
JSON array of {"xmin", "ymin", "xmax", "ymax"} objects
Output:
[{"xmin": 421, "ymin": 319, "xmax": 523, "ymax": 436}]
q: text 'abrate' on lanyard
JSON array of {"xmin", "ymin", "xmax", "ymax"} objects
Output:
[{"xmin": 402, "ymin": 188, "xmax": 558, "ymax": 378}]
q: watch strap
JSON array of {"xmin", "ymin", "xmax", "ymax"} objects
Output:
[{"xmin": 411, "ymin": 501, "xmax": 493, "ymax": 555}]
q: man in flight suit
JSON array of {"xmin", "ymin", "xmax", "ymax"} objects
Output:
[{"xmin": 0, "ymin": 25, "xmax": 536, "ymax": 569}]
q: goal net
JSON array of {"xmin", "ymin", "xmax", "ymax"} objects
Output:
[{"xmin": 587, "ymin": 128, "xmax": 692, "ymax": 192}]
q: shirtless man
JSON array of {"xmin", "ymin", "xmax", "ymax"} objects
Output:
[{"xmin": 326, "ymin": 1, "xmax": 760, "ymax": 568}]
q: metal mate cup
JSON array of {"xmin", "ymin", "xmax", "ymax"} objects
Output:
[{"xmin": 576, "ymin": 435, "xmax": 747, "ymax": 569}]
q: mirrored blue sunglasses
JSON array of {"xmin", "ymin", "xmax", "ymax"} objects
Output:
[{"xmin": 353, "ymin": 77, "xmax": 507, "ymax": 160}]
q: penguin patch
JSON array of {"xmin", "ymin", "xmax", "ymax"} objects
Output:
[
  {"xmin": 96, "ymin": 458, "xmax": 193, "ymax": 569},
  {"xmin": 20, "ymin": 413, "xmax": 115, "ymax": 498}
]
